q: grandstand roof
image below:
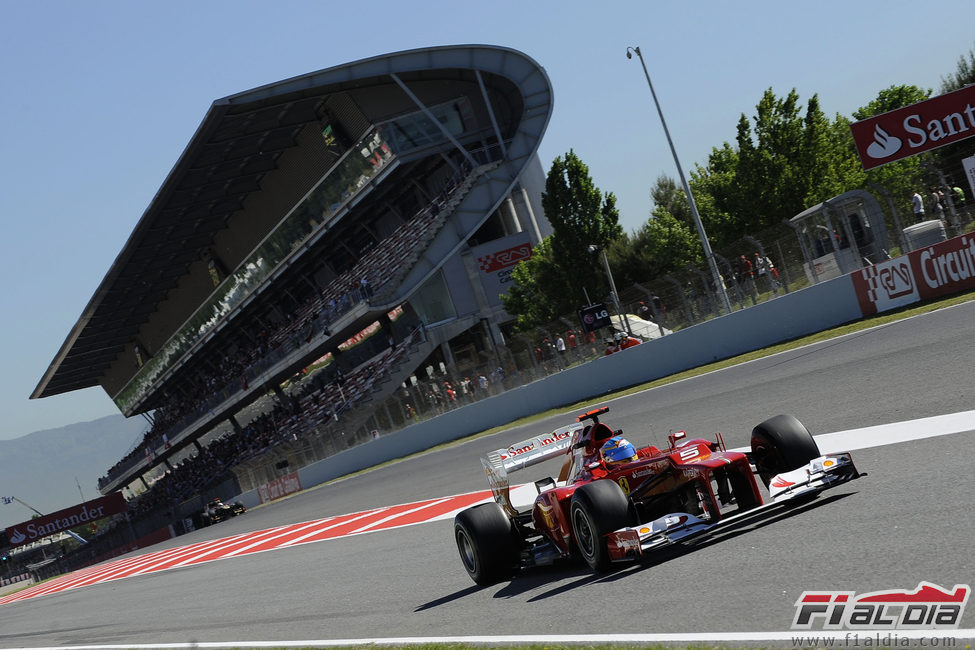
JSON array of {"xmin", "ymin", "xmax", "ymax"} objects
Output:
[{"xmin": 32, "ymin": 45, "xmax": 551, "ymax": 402}]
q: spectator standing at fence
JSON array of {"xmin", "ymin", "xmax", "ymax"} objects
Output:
[
  {"xmin": 912, "ymin": 190, "xmax": 925, "ymax": 223},
  {"xmin": 753, "ymin": 252, "xmax": 778, "ymax": 297},
  {"xmin": 930, "ymin": 187, "xmax": 946, "ymax": 225},
  {"xmin": 951, "ymin": 184, "xmax": 965, "ymax": 209},
  {"xmin": 737, "ymin": 255, "xmax": 758, "ymax": 305},
  {"xmin": 490, "ymin": 367, "xmax": 503, "ymax": 387}
]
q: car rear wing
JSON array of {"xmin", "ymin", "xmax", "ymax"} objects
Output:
[{"xmin": 481, "ymin": 424, "xmax": 582, "ymax": 516}]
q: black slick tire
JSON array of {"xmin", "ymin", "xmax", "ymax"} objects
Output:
[
  {"xmin": 454, "ymin": 503, "xmax": 519, "ymax": 586},
  {"xmin": 750, "ymin": 413, "xmax": 821, "ymax": 487},
  {"xmin": 569, "ymin": 480, "xmax": 632, "ymax": 572}
]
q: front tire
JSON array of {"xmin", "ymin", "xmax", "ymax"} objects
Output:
[
  {"xmin": 751, "ymin": 414, "xmax": 821, "ymax": 487},
  {"xmin": 570, "ymin": 480, "xmax": 633, "ymax": 572},
  {"xmin": 454, "ymin": 503, "xmax": 519, "ymax": 586}
]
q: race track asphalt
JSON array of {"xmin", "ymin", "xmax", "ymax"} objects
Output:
[{"xmin": 2, "ymin": 301, "xmax": 974, "ymax": 647}]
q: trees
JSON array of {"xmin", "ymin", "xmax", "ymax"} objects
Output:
[
  {"xmin": 501, "ymin": 44, "xmax": 973, "ymax": 330},
  {"xmin": 501, "ymin": 151, "xmax": 622, "ymax": 329},
  {"xmin": 607, "ymin": 176, "xmax": 701, "ymax": 286},
  {"xmin": 940, "ymin": 43, "xmax": 975, "ymax": 92},
  {"xmin": 686, "ymin": 89, "xmax": 848, "ymax": 249},
  {"xmin": 542, "ymin": 149, "xmax": 623, "ymax": 294},
  {"xmin": 932, "ymin": 44, "xmax": 975, "ymax": 187}
]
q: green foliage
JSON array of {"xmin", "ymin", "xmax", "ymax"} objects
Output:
[
  {"xmin": 502, "ymin": 151, "xmax": 623, "ymax": 329},
  {"xmin": 683, "ymin": 84, "xmax": 936, "ymax": 250},
  {"xmin": 933, "ymin": 43, "xmax": 975, "ymax": 182},
  {"xmin": 940, "ymin": 43, "xmax": 975, "ymax": 92},
  {"xmin": 502, "ymin": 43, "xmax": 972, "ymax": 329},
  {"xmin": 607, "ymin": 176, "xmax": 702, "ymax": 286},
  {"xmin": 542, "ymin": 149, "xmax": 622, "ymax": 278},
  {"xmin": 691, "ymin": 89, "xmax": 846, "ymax": 245},
  {"xmin": 500, "ymin": 238, "xmax": 565, "ymax": 330}
]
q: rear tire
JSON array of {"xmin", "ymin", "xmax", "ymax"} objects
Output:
[
  {"xmin": 454, "ymin": 503, "xmax": 519, "ymax": 586},
  {"xmin": 570, "ymin": 480, "xmax": 633, "ymax": 572},
  {"xmin": 751, "ymin": 414, "xmax": 821, "ymax": 487}
]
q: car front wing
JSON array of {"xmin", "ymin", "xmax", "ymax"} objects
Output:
[{"xmin": 606, "ymin": 452, "xmax": 861, "ymax": 562}]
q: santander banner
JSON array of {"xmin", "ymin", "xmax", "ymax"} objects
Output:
[
  {"xmin": 852, "ymin": 234, "xmax": 975, "ymax": 316},
  {"xmin": 4, "ymin": 492, "xmax": 127, "ymax": 548},
  {"xmin": 850, "ymin": 85, "xmax": 975, "ymax": 170}
]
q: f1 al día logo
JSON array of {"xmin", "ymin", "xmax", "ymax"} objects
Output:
[{"xmin": 792, "ymin": 582, "xmax": 970, "ymax": 630}]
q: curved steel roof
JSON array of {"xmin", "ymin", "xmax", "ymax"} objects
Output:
[{"xmin": 32, "ymin": 45, "xmax": 552, "ymax": 402}]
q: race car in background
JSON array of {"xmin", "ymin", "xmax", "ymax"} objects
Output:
[
  {"xmin": 200, "ymin": 497, "xmax": 247, "ymax": 526},
  {"xmin": 453, "ymin": 406, "xmax": 862, "ymax": 585}
]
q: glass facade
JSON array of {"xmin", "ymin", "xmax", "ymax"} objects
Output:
[
  {"xmin": 410, "ymin": 270, "xmax": 456, "ymax": 326},
  {"xmin": 114, "ymin": 96, "xmax": 477, "ymax": 415},
  {"xmin": 378, "ymin": 97, "xmax": 474, "ymax": 154},
  {"xmin": 113, "ymin": 128, "xmax": 395, "ymax": 413}
]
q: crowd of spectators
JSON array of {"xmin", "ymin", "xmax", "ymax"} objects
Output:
[
  {"xmin": 100, "ymin": 159, "xmax": 484, "ymax": 492},
  {"xmin": 121, "ymin": 326, "xmax": 422, "ymax": 523}
]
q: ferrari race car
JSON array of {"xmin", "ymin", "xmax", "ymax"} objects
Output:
[
  {"xmin": 200, "ymin": 497, "xmax": 247, "ymax": 526},
  {"xmin": 454, "ymin": 406, "xmax": 861, "ymax": 585}
]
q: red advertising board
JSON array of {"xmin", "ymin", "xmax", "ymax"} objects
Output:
[
  {"xmin": 471, "ymin": 232, "xmax": 533, "ymax": 307},
  {"xmin": 850, "ymin": 85, "xmax": 975, "ymax": 170},
  {"xmin": 852, "ymin": 233, "xmax": 975, "ymax": 316},
  {"xmin": 4, "ymin": 492, "xmax": 127, "ymax": 548},
  {"xmin": 257, "ymin": 472, "xmax": 302, "ymax": 504}
]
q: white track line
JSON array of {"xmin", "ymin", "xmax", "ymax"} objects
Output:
[{"xmin": 3, "ymin": 629, "xmax": 973, "ymax": 649}]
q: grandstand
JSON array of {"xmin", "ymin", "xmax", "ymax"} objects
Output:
[{"xmin": 31, "ymin": 45, "xmax": 554, "ymax": 534}]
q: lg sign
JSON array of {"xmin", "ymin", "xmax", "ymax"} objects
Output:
[{"xmin": 850, "ymin": 85, "xmax": 975, "ymax": 169}]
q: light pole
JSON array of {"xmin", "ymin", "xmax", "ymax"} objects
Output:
[
  {"xmin": 626, "ymin": 46, "xmax": 733, "ymax": 315},
  {"xmin": 588, "ymin": 244, "xmax": 633, "ymax": 337}
]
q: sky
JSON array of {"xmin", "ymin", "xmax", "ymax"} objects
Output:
[{"xmin": 1, "ymin": 0, "xmax": 973, "ymax": 442}]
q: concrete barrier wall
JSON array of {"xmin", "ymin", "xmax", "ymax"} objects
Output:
[{"xmin": 237, "ymin": 273, "xmax": 862, "ymax": 507}]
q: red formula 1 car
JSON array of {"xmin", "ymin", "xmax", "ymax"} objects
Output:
[{"xmin": 453, "ymin": 406, "xmax": 861, "ymax": 585}]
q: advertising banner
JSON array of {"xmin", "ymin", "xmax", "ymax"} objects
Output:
[
  {"xmin": 578, "ymin": 303, "xmax": 612, "ymax": 333},
  {"xmin": 852, "ymin": 234, "xmax": 975, "ymax": 316},
  {"xmin": 850, "ymin": 85, "xmax": 975, "ymax": 169},
  {"xmin": 471, "ymin": 232, "xmax": 533, "ymax": 307},
  {"xmin": 4, "ymin": 492, "xmax": 127, "ymax": 548},
  {"xmin": 963, "ymin": 156, "xmax": 975, "ymax": 207},
  {"xmin": 257, "ymin": 472, "xmax": 302, "ymax": 504}
]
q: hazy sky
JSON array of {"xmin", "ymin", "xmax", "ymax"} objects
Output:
[{"xmin": 1, "ymin": 0, "xmax": 972, "ymax": 441}]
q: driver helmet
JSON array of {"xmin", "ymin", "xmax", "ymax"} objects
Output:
[{"xmin": 600, "ymin": 436, "xmax": 638, "ymax": 467}]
